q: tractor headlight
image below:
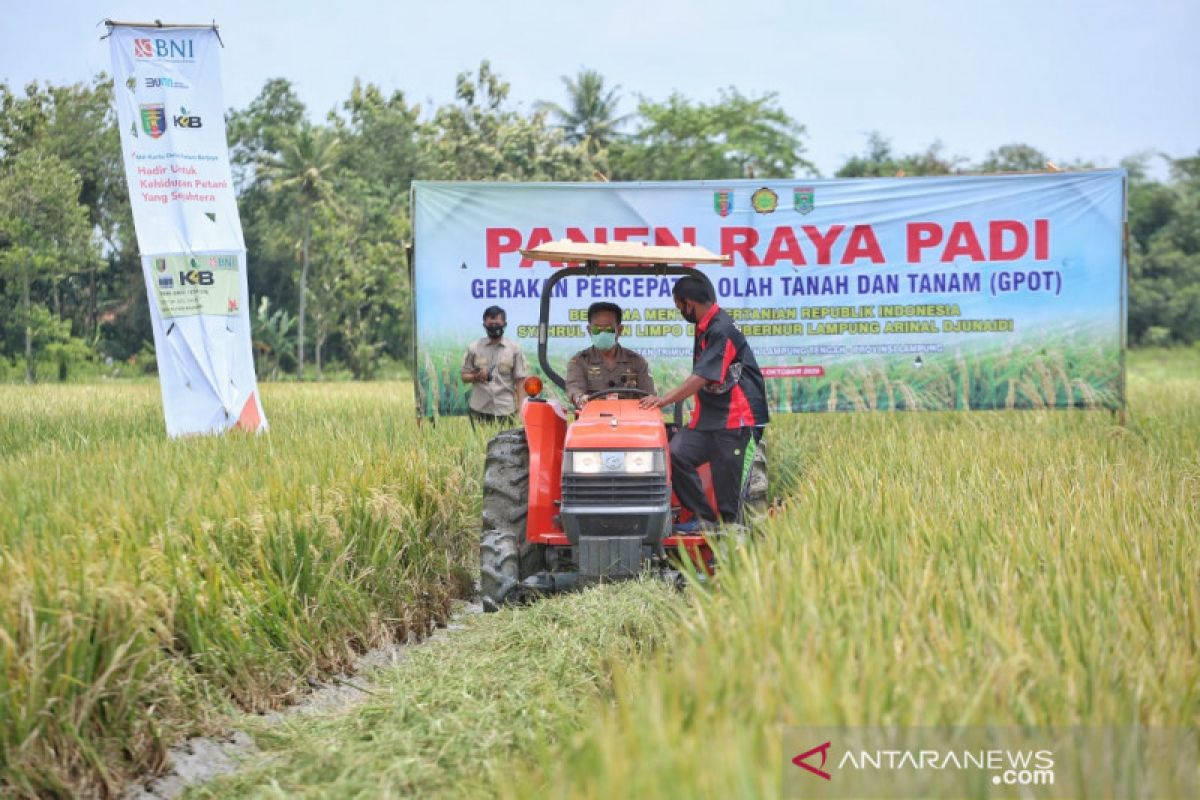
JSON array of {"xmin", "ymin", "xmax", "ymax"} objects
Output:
[
  {"xmin": 571, "ymin": 451, "xmax": 604, "ymax": 473},
  {"xmin": 624, "ymin": 451, "xmax": 656, "ymax": 474},
  {"xmin": 565, "ymin": 450, "xmax": 663, "ymax": 474}
]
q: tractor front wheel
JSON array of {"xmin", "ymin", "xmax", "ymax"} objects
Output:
[{"xmin": 480, "ymin": 428, "xmax": 545, "ymax": 611}]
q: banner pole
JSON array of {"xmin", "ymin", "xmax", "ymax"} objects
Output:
[
  {"xmin": 101, "ymin": 20, "xmax": 223, "ymax": 45},
  {"xmin": 1119, "ymin": 173, "xmax": 1129, "ymax": 427},
  {"xmin": 103, "ymin": 20, "xmax": 218, "ymax": 29},
  {"xmin": 409, "ymin": 183, "xmax": 424, "ymax": 419}
]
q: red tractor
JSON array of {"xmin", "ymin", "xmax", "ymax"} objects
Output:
[{"xmin": 479, "ymin": 241, "xmax": 767, "ymax": 610}]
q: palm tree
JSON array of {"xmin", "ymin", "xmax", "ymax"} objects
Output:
[
  {"xmin": 257, "ymin": 124, "xmax": 340, "ymax": 378},
  {"xmin": 536, "ymin": 69, "xmax": 629, "ymax": 156}
]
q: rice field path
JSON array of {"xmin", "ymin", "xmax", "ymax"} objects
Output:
[{"xmin": 122, "ymin": 602, "xmax": 485, "ymax": 800}]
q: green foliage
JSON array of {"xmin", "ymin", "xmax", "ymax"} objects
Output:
[
  {"xmin": 306, "ymin": 207, "xmax": 406, "ymax": 379},
  {"xmin": 422, "ymin": 61, "xmax": 591, "ymax": 182},
  {"xmin": 256, "ymin": 122, "xmax": 342, "ymax": 377},
  {"xmin": 0, "ymin": 77, "xmax": 135, "ymax": 357},
  {"xmin": 610, "ymin": 88, "xmax": 814, "ymax": 180},
  {"xmin": 535, "ymin": 68, "xmax": 630, "ymax": 157},
  {"xmin": 251, "ymin": 296, "xmax": 296, "ymax": 379},
  {"xmin": 19, "ymin": 305, "xmax": 96, "ymax": 381},
  {"xmin": 226, "ymin": 77, "xmax": 307, "ymax": 179},
  {"xmin": 0, "ymin": 77, "xmax": 128, "ymax": 246},
  {"xmin": 257, "ymin": 124, "xmax": 342, "ymax": 207},
  {"xmin": 0, "ymin": 148, "xmax": 96, "ymax": 382},
  {"xmin": 1126, "ymin": 151, "xmax": 1200, "ymax": 344},
  {"xmin": 334, "ymin": 80, "xmax": 425, "ymax": 189},
  {"xmin": 977, "ymin": 142, "xmax": 1050, "ymax": 173},
  {"xmin": 835, "ymin": 131, "xmax": 963, "ymax": 177},
  {"xmin": 1, "ymin": 67, "xmax": 1197, "ymax": 378}
]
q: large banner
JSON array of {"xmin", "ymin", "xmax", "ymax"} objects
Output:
[
  {"xmin": 108, "ymin": 24, "xmax": 266, "ymax": 436},
  {"xmin": 413, "ymin": 173, "xmax": 1125, "ymax": 417}
]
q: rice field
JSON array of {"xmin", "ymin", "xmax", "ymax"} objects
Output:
[
  {"xmin": 0, "ymin": 383, "xmax": 485, "ymax": 797},
  {"xmin": 1, "ymin": 348, "xmax": 1197, "ymax": 798},
  {"xmin": 524, "ymin": 349, "xmax": 1198, "ymax": 798}
]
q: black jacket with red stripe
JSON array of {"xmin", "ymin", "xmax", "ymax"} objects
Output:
[{"xmin": 688, "ymin": 305, "xmax": 770, "ymax": 431}]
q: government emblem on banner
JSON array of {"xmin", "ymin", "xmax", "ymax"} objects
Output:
[
  {"xmin": 713, "ymin": 190, "xmax": 733, "ymax": 217},
  {"xmin": 794, "ymin": 186, "xmax": 815, "ymax": 215},
  {"xmin": 139, "ymin": 103, "xmax": 166, "ymax": 139},
  {"xmin": 751, "ymin": 187, "xmax": 778, "ymax": 214}
]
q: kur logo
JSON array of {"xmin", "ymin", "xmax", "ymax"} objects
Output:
[
  {"xmin": 179, "ymin": 270, "xmax": 214, "ymax": 286},
  {"xmin": 173, "ymin": 107, "xmax": 202, "ymax": 129}
]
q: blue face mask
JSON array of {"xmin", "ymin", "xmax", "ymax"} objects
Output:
[{"xmin": 591, "ymin": 330, "xmax": 617, "ymax": 351}]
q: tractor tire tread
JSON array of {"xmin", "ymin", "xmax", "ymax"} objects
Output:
[{"xmin": 480, "ymin": 428, "xmax": 546, "ymax": 611}]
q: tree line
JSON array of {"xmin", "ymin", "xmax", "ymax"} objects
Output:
[{"xmin": 0, "ymin": 63, "xmax": 1196, "ymax": 382}]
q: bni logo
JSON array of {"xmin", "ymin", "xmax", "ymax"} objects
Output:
[{"xmin": 133, "ymin": 38, "xmax": 195, "ymax": 60}]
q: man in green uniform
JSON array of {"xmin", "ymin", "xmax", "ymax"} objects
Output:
[
  {"xmin": 461, "ymin": 305, "xmax": 528, "ymax": 424},
  {"xmin": 565, "ymin": 301, "xmax": 655, "ymax": 409}
]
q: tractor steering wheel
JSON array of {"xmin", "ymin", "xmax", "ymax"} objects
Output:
[{"xmin": 581, "ymin": 387, "xmax": 651, "ymax": 402}]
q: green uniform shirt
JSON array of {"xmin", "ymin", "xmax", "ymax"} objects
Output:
[
  {"xmin": 564, "ymin": 344, "xmax": 655, "ymax": 404},
  {"xmin": 462, "ymin": 337, "xmax": 528, "ymax": 415}
]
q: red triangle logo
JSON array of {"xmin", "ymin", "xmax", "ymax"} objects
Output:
[{"xmin": 792, "ymin": 741, "xmax": 832, "ymax": 781}]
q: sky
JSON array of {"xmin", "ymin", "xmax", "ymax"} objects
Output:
[{"xmin": 1, "ymin": 0, "xmax": 1197, "ymax": 179}]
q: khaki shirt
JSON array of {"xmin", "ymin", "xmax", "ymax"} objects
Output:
[
  {"xmin": 461, "ymin": 337, "xmax": 528, "ymax": 415},
  {"xmin": 565, "ymin": 344, "xmax": 656, "ymax": 403}
]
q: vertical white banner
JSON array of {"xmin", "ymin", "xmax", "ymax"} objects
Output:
[{"xmin": 108, "ymin": 24, "xmax": 266, "ymax": 436}]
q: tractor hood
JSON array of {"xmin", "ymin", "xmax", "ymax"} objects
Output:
[{"xmin": 565, "ymin": 398, "xmax": 668, "ymax": 451}]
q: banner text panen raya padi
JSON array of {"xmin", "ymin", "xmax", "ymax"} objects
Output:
[{"xmin": 411, "ymin": 174, "xmax": 1124, "ymax": 416}]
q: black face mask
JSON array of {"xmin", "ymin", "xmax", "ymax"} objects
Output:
[
  {"xmin": 485, "ymin": 323, "xmax": 505, "ymax": 338},
  {"xmin": 679, "ymin": 303, "xmax": 699, "ymax": 324}
]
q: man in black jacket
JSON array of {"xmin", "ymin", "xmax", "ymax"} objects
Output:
[{"xmin": 639, "ymin": 275, "xmax": 769, "ymax": 528}]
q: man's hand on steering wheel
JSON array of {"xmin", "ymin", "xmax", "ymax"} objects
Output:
[{"xmin": 582, "ymin": 387, "xmax": 650, "ymax": 405}]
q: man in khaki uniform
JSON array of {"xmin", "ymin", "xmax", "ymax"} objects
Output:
[
  {"xmin": 461, "ymin": 305, "xmax": 528, "ymax": 424},
  {"xmin": 565, "ymin": 302, "xmax": 655, "ymax": 408}
]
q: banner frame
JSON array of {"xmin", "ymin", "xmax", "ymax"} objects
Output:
[
  {"xmin": 411, "ymin": 173, "xmax": 1127, "ymax": 420},
  {"xmin": 103, "ymin": 20, "xmax": 220, "ymax": 32},
  {"xmin": 1119, "ymin": 174, "xmax": 1130, "ymax": 423}
]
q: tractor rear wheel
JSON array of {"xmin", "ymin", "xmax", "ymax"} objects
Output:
[{"xmin": 480, "ymin": 428, "xmax": 546, "ymax": 611}]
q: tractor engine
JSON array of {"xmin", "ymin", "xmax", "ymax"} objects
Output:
[{"xmin": 560, "ymin": 435, "xmax": 671, "ymax": 579}]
